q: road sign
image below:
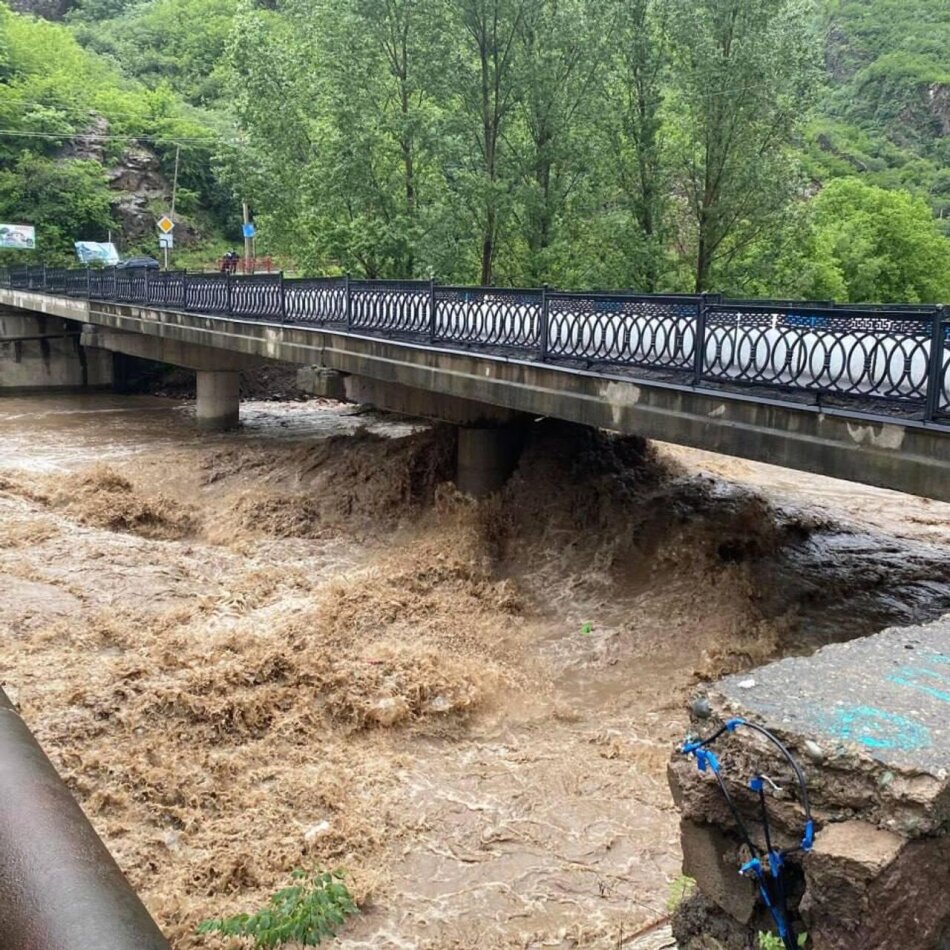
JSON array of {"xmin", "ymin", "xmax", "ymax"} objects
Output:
[
  {"xmin": 242, "ymin": 222, "xmax": 256, "ymax": 239},
  {"xmin": 159, "ymin": 233, "xmax": 173, "ymax": 249},
  {"xmin": 157, "ymin": 215, "xmax": 175, "ymax": 234}
]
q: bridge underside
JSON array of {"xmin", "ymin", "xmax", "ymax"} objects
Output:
[{"xmin": 3, "ymin": 288, "xmax": 950, "ymax": 502}]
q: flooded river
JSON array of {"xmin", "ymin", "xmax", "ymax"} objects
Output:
[{"xmin": 2, "ymin": 393, "xmax": 950, "ymax": 949}]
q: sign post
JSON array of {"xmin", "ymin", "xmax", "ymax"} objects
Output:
[{"xmin": 156, "ymin": 215, "xmax": 175, "ymax": 271}]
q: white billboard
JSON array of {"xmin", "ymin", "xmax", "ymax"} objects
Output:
[
  {"xmin": 75, "ymin": 241, "xmax": 120, "ymax": 265},
  {"xmin": 0, "ymin": 224, "xmax": 36, "ymax": 249}
]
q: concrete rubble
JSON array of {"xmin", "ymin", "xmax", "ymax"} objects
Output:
[{"xmin": 668, "ymin": 618, "xmax": 950, "ymax": 949}]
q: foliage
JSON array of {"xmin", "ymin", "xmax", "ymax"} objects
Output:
[
  {"xmin": 806, "ymin": 178, "xmax": 950, "ymax": 302},
  {"xmin": 0, "ymin": 155, "xmax": 112, "ymax": 264},
  {"xmin": 196, "ymin": 869, "xmax": 359, "ymax": 948},
  {"xmin": 758, "ymin": 930, "xmax": 808, "ymax": 949},
  {"xmin": 0, "ymin": 1, "xmax": 233, "ymax": 261},
  {"xmin": 67, "ymin": 0, "xmax": 238, "ymax": 106},
  {"xmin": 808, "ymin": 0, "xmax": 950, "ymax": 227},
  {"xmin": 223, "ymin": 0, "xmax": 825, "ymax": 290},
  {"xmin": 3, "ymin": 0, "xmax": 950, "ymax": 296},
  {"xmin": 666, "ymin": 874, "xmax": 696, "ymax": 912},
  {"xmin": 662, "ymin": 0, "xmax": 822, "ymax": 291}
]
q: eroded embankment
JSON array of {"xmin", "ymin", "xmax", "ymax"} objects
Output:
[{"xmin": 2, "ymin": 405, "xmax": 950, "ymax": 949}]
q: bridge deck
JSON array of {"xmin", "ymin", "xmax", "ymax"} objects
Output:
[{"xmin": 2, "ymin": 270, "xmax": 950, "ymax": 501}]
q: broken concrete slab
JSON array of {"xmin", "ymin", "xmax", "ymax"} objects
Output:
[
  {"xmin": 669, "ymin": 617, "xmax": 950, "ymax": 948},
  {"xmin": 715, "ymin": 618, "xmax": 950, "ymax": 774}
]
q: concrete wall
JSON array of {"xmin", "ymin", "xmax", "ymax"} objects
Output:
[{"xmin": 0, "ymin": 312, "xmax": 112, "ymax": 391}]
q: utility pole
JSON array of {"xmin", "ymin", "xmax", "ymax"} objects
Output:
[{"xmin": 170, "ymin": 144, "xmax": 181, "ymax": 216}]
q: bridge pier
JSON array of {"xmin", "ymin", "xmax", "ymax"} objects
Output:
[
  {"xmin": 79, "ymin": 326, "xmax": 262, "ymax": 431},
  {"xmin": 0, "ymin": 310, "xmax": 112, "ymax": 391},
  {"xmin": 456, "ymin": 425, "xmax": 526, "ymax": 497},
  {"xmin": 308, "ymin": 372, "xmax": 529, "ymax": 497},
  {"xmin": 196, "ymin": 371, "xmax": 240, "ymax": 431}
]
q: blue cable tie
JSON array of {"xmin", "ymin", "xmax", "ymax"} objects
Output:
[
  {"xmin": 725, "ymin": 717, "xmax": 745, "ymax": 731},
  {"xmin": 801, "ymin": 819, "xmax": 815, "ymax": 852},
  {"xmin": 739, "ymin": 857, "xmax": 761, "ymax": 877},
  {"xmin": 749, "ymin": 776, "xmax": 764, "ymax": 792}
]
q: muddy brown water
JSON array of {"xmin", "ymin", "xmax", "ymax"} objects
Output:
[{"xmin": 2, "ymin": 394, "xmax": 950, "ymax": 949}]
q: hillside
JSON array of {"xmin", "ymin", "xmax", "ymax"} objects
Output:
[
  {"xmin": 1, "ymin": 0, "xmax": 949, "ymax": 300},
  {"xmin": 808, "ymin": 0, "xmax": 950, "ymax": 228},
  {"xmin": 0, "ymin": 0, "xmax": 236, "ymax": 266}
]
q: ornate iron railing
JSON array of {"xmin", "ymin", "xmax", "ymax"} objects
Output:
[{"xmin": 1, "ymin": 264, "xmax": 948, "ymax": 425}]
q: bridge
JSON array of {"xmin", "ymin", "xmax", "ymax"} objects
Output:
[{"xmin": 2, "ymin": 265, "xmax": 949, "ymax": 499}]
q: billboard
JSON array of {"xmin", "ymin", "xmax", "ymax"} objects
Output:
[
  {"xmin": 75, "ymin": 241, "xmax": 120, "ymax": 265},
  {"xmin": 0, "ymin": 224, "xmax": 36, "ymax": 249}
]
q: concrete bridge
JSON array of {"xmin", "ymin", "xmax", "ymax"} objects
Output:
[{"xmin": 2, "ymin": 266, "xmax": 949, "ymax": 499}]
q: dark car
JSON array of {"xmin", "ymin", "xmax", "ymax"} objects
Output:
[{"xmin": 116, "ymin": 256, "xmax": 160, "ymax": 270}]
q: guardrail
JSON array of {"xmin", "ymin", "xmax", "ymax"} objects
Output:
[{"xmin": 3, "ymin": 265, "xmax": 949, "ymax": 425}]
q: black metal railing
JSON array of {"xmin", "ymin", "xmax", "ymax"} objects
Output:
[{"xmin": 2, "ymin": 264, "xmax": 948, "ymax": 426}]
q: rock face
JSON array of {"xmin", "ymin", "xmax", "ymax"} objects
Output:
[
  {"xmin": 106, "ymin": 144, "xmax": 198, "ymax": 247},
  {"xmin": 8, "ymin": 0, "xmax": 75, "ymax": 19},
  {"xmin": 59, "ymin": 119, "xmax": 199, "ymax": 250},
  {"xmin": 106, "ymin": 145, "xmax": 171, "ymax": 245},
  {"xmin": 668, "ymin": 618, "xmax": 950, "ymax": 949}
]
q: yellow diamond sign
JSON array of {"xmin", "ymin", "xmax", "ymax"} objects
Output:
[{"xmin": 157, "ymin": 215, "xmax": 175, "ymax": 234}]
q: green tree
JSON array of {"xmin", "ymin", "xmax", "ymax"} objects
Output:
[
  {"xmin": 509, "ymin": 0, "xmax": 608, "ymax": 284},
  {"xmin": 449, "ymin": 0, "xmax": 533, "ymax": 285},
  {"xmin": 601, "ymin": 0, "xmax": 669, "ymax": 291},
  {"xmin": 663, "ymin": 0, "xmax": 822, "ymax": 291},
  {"xmin": 807, "ymin": 178, "xmax": 950, "ymax": 303}
]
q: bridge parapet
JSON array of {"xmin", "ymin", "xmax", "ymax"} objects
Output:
[{"xmin": 4, "ymin": 265, "xmax": 949, "ymax": 430}]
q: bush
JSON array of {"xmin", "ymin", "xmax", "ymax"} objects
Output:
[{"xmin": 196, "ymin": 869, "xmax": 359, "ymax": 948}]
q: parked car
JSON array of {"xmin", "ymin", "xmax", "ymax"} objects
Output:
[{"xmin": 116, "ymin": 256, "xmax": 160, "ymax": 270}]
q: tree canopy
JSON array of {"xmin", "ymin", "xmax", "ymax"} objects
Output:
[{"xmin": 0, "ymin": 0, "xmax": 948, "ymax": 301}]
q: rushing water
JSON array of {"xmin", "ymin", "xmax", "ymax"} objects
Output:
[{"xmin": 2, "ymin": 392, "xmax": 950, "ymax": 949}]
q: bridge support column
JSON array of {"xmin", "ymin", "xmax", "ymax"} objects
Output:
[
  {"xmin": 456, "ymin": 425, "xmax": 525, "ymax": 498},
  {"xmin": 196, "ymin": 370, "xmax": 240, "ymax": 430},
  {"xmin": 0, "ymin": 311, "xmax": 112, "ymax": 391}
]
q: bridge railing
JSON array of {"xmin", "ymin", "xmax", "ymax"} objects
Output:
[
  {"xmin": 701, "ymin": 303, "xmax": 939, "ymax": 411},
  {"xmin": 1, "ymin": 264, "xmax": 947, "ymax": 425}
]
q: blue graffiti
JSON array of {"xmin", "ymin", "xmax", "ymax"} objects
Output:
[
  {"xmin": 888, "ymin": 664, "xmax": 950, "ymax": 704},
  {"xmin": 819, "ymin": 705, "xmax": 932, "ymax": 752}
]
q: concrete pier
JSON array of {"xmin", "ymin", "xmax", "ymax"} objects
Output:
[
  {"xmin": 196, "ymin": 370, "xmax": 240, "ymax": 430},
  {"xmin": 0, "ymin": 312, "xmax": 111, "ymax": 391},
  {"xmin": 456, "ymin": 426, "xmax": 525, "ymax": 497}
]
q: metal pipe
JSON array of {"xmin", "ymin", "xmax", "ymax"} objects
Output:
[{"xmin": 0, "ymin": 688, "xmax": 169, "ymax": 950}]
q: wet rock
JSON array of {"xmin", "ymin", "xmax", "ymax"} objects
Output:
[
  {"xmin": 802, "ymin": 826, "xmax": 950, "ymax": 949},
  {"xmin": 804, "ymin": 739, "xmax": 825, "ymax": 763},
  {"xmin": 679, "ymin": 819, "xmax": 756, "ymax": 924}
]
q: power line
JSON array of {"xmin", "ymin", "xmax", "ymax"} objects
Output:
[{"xmin": 0, "ymin": 127, "xmax": 235, "ymax": 147}]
